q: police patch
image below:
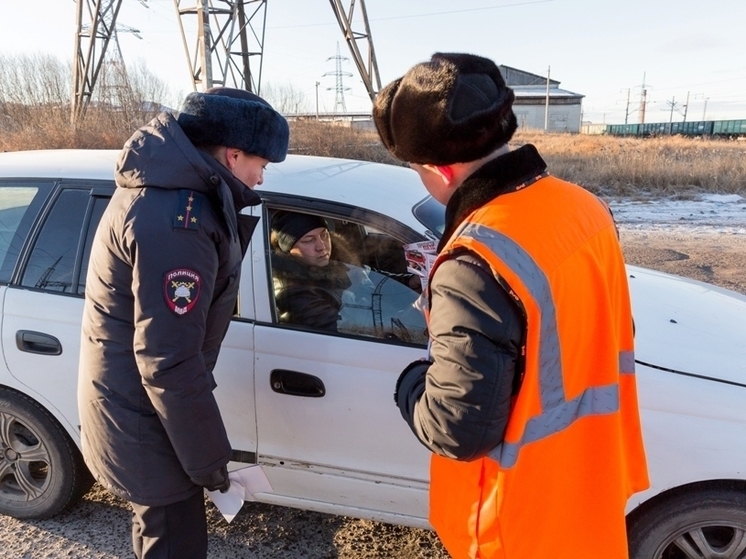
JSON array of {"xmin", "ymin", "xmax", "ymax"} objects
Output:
[{"xmin": 164, "ymin": 269, "xmax": 202, "ymax": 315}]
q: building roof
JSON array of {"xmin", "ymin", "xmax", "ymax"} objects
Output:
[
  {"xmin": 513, "ymin": 86, "xmax": 584, "ymax": 100},
  {"xmin": 496, "ymin": 65, "xmax": 583, "ymax": 101}
]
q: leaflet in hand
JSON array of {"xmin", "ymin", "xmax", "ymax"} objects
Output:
[{"xmin": 403, "ymin": 240, "xmax": 437, "ymax": 289}]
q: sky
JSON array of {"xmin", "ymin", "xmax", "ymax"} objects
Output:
[{"xmin": 2, "ymin": 0, "xmax": 745, "ymax": 125}]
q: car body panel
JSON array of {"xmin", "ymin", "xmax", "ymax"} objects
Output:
[
  {"xmin": 1, "ymin": 149, "xmax": 746, "ymax": 531},
  {"xmin": 628, "ymin": 266, "xmax": 746, "ymax": 384},
  {"xmin": 1, "ymin": 289, "xmax": 84, "ymax": 440},
  {"xmin": 630, "ymin": 363, "xmax": 746, "ymax": 510}
]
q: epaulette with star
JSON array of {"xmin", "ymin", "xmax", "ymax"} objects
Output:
[{"xmin": 173, "ymin": 190, "xmax": 202, "ymax": 231}]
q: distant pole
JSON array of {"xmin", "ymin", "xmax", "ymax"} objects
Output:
[
  {"xmin": 683, "ymin": 91, "xmax": 690, "ymax": 122},
  {"xmin": 668, "ymin": 96, "xmax": 676, "ymax": 124},
  {"xmin": 702, "ymin": 97, "xmax": 709, "ymax": 120},
  {"xmin": 624, "ymin": 88, "xmax": 630, "ymax": 125},
  {"xmin": 315, "ymin": 81, "xmax": 320, "ymax": 120},
  {"xmin": 544, "ymin": 65, "xmax": 550, "ymax": 130},
  {"xmin": 639, "ymin": 72, "xmax": 647, "ymax": 124}
]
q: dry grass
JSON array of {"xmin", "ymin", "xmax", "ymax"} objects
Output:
[
  {"xmin": 2, "ymin": 110, "xmax": 744, "ymax": 198},
  {"xmin": 289, "ymin": 124, "xmax": 746, "ymax": 198},
  {"xmin": 2, "ymin": 53, "xmax": 743, "ymax": 196},
  {"xmin": 514, "ymin": 131, "xmax": 746, "ymax": 198},
  {"xmin": 288, "ymin": 120, "xmax": 399, "ymax": 165}
]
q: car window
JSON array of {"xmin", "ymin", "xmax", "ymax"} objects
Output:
[
  {"xmin": 267, "ymin": 210, "xmax": 428, "ymax": 345},
  {"xmin": 21, "ymin": 189, "xmax": 90, "ymax": 293},
  {"xmin": 77, "ymin": 196, "xmax": 109, "ymax": 295},
  {"xmin": 0, "ymin": 184, "xmax": 50, "ymax": 283},
  {"xmin": 412, "ymin": 195, "xmax": 445, "ymax": 239}
]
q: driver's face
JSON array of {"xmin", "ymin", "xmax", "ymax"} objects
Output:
[{"xmin": 289, "ymin": 227, "xmax": 332, "ymax": 267}]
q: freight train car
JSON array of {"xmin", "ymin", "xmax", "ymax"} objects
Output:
[{"xmin": 605, "ymin": 119, "xmax": 745, "ymax": 138}]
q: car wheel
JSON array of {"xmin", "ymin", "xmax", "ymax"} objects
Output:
[
  {"xmin": 0, "ymin": 389, "xmax": 93, "ymax": 519},
  {"xmin": 628, "ymin": 486, "xmax": 746, "ymax": 559}
]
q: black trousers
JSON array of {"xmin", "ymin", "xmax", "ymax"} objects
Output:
[{"xmin": 131, "ymin": 491, "xmax": 207, "ymax": 559}]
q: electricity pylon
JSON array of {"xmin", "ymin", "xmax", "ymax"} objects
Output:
[
  {"xmin": 70, "ymin": 0, "xmax": 381, "ymax": 124},
  {"xmin": 72, "ymin": 0, "xmax": 125, "ymax": 124},
  {"xmin": 324, "ymin": 42, "xmax": 352, "ymax": 114},
  {"xmin": 174, "ymin": 0, "xmax": 267, "ymax": 93},
  {"xmin": 328, "ymin": 0, "xmax": 381, "ymax": 101}
]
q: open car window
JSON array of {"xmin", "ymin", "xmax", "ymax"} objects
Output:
[{"xmin": 266, "ymin": 209, "xmax": 428, "ymax": 346}]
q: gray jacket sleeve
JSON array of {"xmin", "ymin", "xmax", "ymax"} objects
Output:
[
  {"xmin": 396, "ymin": 251, "xmax": 524, "ymax": 461},
  {"xmin": 126, "ymin": 198, "xmax": 232, "ymax": 478}
]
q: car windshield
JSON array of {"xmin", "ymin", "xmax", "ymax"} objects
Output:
[{"xmin": 412, "ymin": 195, "xmax": 445, "ymax": 239}]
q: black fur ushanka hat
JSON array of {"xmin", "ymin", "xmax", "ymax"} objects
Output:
[
  {"xmin": 177, "ymin": 87, "xmax": 289, "ymax": 163},
  {"xmin": 373, "ymin": 52, "xmax": 517, "ymax": 165}
]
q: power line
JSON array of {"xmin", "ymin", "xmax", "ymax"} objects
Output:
[{"xmin": 269, "ymin": 0, "xmax": 556, "ymax": 29}]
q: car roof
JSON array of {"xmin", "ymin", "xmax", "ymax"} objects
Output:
[
  {"xmin": 260, "ymin": 155, "xmax": 428, "ymax": 227},
  {"xmin": 0, "ymin": 149, "xmax": 121, "ymax": 181},
  {"xmin": 0, "ymin": 149, "xmax": 430, "ymax": 228}
]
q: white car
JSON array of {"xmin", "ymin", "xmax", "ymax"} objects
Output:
[{"xmin": 1, "ymin": 150, "xmax": 745, "ymax": 558}]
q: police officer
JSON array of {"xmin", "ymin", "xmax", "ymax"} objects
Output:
[{"xmin": 78, "ymin": 87, "xmax": 289, "ymax": 559}]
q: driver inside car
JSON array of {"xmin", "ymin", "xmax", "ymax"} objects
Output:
[
  {"xmin": 270, "ymin": 211, "xmax": 353, "ymax": 332},
  {"xmin": 269, "ymin": 211, "xmax": 425, "ymax": 341}
]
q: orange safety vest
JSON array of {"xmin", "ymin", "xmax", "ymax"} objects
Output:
[{"xmin": 426, "ymin": 175, "xmax": 649, "ymax": 559}]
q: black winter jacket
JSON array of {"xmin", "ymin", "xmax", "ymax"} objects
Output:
[
  {"xmin": 396, "ymin": 146, "xmax": 551, "ymax": 461},
  {"xmin": 78, "ymin": 112, "xmax": 260, "ymax": 506},
  {"xmin": 271, "ymin": 252, "xmax": 352, "ymax": 332}
]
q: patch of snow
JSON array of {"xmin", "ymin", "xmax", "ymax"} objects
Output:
[{"xmin": 607, "ymin": 194, "xmax": 746, "ymax": 235}]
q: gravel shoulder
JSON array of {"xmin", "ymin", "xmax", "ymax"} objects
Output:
[
  {"xmin": 1, "ymin": 231, "xmax": 743, "ymax": 559},
  {"xmin": 620, "ymin": 229, "xmax": 746, "ymax": 295}
]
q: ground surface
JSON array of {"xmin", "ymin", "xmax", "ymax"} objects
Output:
[{"xmin": 1, "ymin": 229, "xmax": 744, "ymax": 559}]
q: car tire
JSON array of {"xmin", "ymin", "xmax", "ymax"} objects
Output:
[
  {"xmin": 0, "ymin": 389, "xmax": 93, "ymax": 519},
  {"xmin": 628, "ymin": 486, "xmax": 746, "ymax": 559}
]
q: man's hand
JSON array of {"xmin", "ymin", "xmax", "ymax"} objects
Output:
[{"xmin": 190, "ymin": 464, "xmax": 230, "ymax": 493}]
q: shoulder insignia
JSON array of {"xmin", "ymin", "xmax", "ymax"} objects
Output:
[
  {"xmin": 164, "ymin": 269, "xmax": 202, "ymax": 315},
  {"xmin": 173, "ymin": 190, "xmax": 202, "ymax": 231}
]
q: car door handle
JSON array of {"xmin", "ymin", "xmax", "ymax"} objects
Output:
[
  {"xmin": 16, "ymin": 330, "xmax": 62, "ymax": 355},
  {"xmin": 270, "ymin": 369, "xmax": 325, "ymax": 398}
]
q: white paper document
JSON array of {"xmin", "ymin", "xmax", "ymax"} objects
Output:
[
  {"xmin": 403, "ymin": 240, "xmax": 437, "ymax": 289},
  {"xmin": 205, "ymin": 465, "xmax": 273, "ymax": 523}
]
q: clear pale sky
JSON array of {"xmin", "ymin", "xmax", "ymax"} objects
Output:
[{"xmin": 3, "ymin": 0, "xmax": 745, "ymax": 124}]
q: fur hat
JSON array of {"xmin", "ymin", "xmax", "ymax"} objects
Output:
[
  {"xmin": 177, "ymin": 87, "xmax": 289, "ymax": 163},
  {"xmin": 373, "ymin": 52, "xmax": 517, "ymax": 165},
  {"xmin": 272, "ymin": 211, "xmax": 328, "ymax": 253}
]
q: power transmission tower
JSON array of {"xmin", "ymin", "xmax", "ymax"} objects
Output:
[
  {"xmin": 70, "ymin": 0, "xmax": 381, "ymax": 123},
  {"xmin": 324, "ymin": 42, "xmax": 352, "ymax": 114},
  {"xmin": 71, "ymin": 0, "xmax": 149, "ymax": 125},
  {"xmin": 98, "ymin": 21, "xmax": 144, "ymax": 110},
  {"xmin": 72, "ymin": 0, "xmax": 125, "ymax": 124},
  {"xmin": 174, "ymin": 0, "xmax": 267, "ymax": 93},
  {"xmin": 328, "ymin": 0, "xmax": 381, "ymax": 101}
]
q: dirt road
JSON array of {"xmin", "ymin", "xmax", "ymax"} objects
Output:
[
  {"xmin": 1, "ymin": 230, "xmax": 743, "ymax": 559},
  {"xmin": 620, "ymin": 230, "xmax": 746, "ymax": 295}
]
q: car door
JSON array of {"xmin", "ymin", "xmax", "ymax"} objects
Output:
[
  {"xmin": 0, "ymin": 180, "xmax": 55, "ymax": 384},
  {"xmin": 1, "ymin": 181, "xmax": 112, "ymax": 439},
  {"xmin": 250, "ymin": 199, "xmax": 432, "ymax": 524},
  {"xmin": 0, "ymin": 181, "xmax": 258, "ymax": 461}
]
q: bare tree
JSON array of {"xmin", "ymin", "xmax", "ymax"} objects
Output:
[
  {"xmin": 0, "ymin": 52, "xmax": 177, "ymax": 150},
  {"xmin": 260, "ymin": 81, "xmax": 311, "ymax": 114}
]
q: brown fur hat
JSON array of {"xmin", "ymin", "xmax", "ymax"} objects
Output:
[{"xmin": 373, "ymin": 52, "xmax": 517, "ymax": 165}]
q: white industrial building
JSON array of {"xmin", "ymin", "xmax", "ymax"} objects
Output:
[
  {"xmin": 499, "ymin": 65, "xmax": 584, "ymax": 133},
  {"xmin": 285, "ymin": 66, "xmax": 584, "ymax": 133}
]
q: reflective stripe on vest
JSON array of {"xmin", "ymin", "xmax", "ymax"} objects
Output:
[{"xmin": 456, "ymin": 221, "xmax": 635, "ymax": 469}]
